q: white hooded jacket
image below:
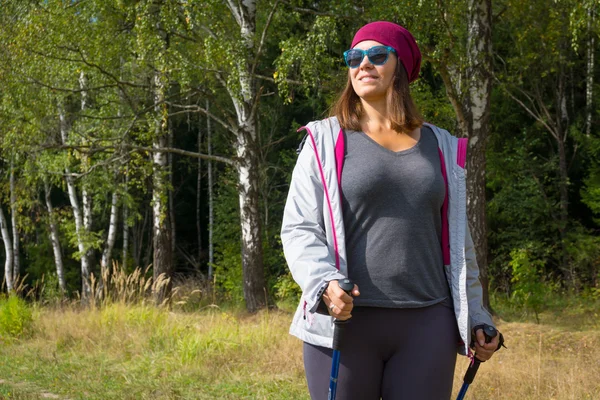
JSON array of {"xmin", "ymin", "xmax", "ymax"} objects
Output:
[{"xmin": 281, "ymin": 117, "xmax": 494, "ymax": 356}]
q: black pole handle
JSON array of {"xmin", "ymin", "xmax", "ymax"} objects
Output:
[
  {"xmin": 463, "ymin": 325, "xmax": 497, "ymax": 384},
  {"xmin": 337, "ymin": 278, "xmax": 354, "ymax": 296},
  {"xmin": 332, "ymin": 278, "xmax": 354, "ymax": 351},
  {"xmin": 462, "ymin": 359, "xmax": 481, "ymax": 385}
]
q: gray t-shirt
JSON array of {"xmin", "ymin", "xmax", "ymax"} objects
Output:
[{"xmin": 341, "ymin": 126, "xmax": 451, "ymax": 308}]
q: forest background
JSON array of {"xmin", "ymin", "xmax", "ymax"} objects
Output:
[
  {"xmin": 0, "ymin": 0, "xmax": 599, "ymax": 398},
  {"xmin": 0, "ymin": 0, "xmax": 599, "ymax": 340}
]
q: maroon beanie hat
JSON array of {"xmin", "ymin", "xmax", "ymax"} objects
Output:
[{"xmin": 350, "ymin": 21, "xmax": 422, "ymax": 83}]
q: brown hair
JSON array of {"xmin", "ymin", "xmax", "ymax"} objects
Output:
[{"xmin": 330, "ymin": 60, "xmax": 423, "ymax": 134}]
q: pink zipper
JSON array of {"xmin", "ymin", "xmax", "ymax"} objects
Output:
[{"xmin": 438, "ymin": 149, "xmax": 450, "ymax": 266}]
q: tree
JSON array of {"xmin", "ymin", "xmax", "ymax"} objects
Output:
[
  {"xmin": 495, "ymin": 0, "xmax": 590, "ymax": 285},
  {"xmin": 167, "ymin": 0, "xmax": 285, "ymax": 311}
]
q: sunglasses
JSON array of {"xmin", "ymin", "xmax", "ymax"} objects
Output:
[{"xmin": 343, "ymin": 45, "xmax": 397, "ymax": 68}]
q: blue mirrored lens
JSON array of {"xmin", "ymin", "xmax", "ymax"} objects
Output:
[{"xmin": 344, "ymin": 46, "xmax": 394, "ymax": 69}]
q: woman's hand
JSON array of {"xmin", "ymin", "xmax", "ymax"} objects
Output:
[
  {"xmin": 322, "ymin": 280, "xmax": 360, "ymax": 321},
  {"xmin": 473, "ymin": 328, "xmax": 500, "ymax": 362}
]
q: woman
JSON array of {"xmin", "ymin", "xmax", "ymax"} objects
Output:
[{"xmin": 281, "ymin": 21, "xmax": 501, "ymax": 399}]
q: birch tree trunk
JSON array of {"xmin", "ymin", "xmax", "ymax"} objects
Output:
[
  {"xmin": 44, "ymin": 180, "xmax": 66, "ymax": 293},
  {"xmin": 80, "ymin": 71, "xmax": 95, "ymax": 293},
  {"xmin": 59, "ymin": 104, "xmax": 92, "ymax": 302},
  {"xmin": 101, "ymin": 191, "xmax": 119, "ymax": 276},
  {"xmin": 0, "ymin": 205, "xmax": 14, "ymax": 292},
  {"xmin": 145, "ymin": 0, "xmax": 174, "ymax": 303},
  {"xmin": 465, "ymin": 0, "xmax": 493, "ymax": 311},
  {"xmin": 437, "ymin": 0, "xmax": 493, "ymax": 312},
  {"xmin": 152, "ymin": 68, "xmax": 173, "ymax": 303},
  {"xmin": 10, "ymin": 159, "xmax": 19, "ymax": 280},
  {"xmin": 225, "ymin": 0, "xmax": 267, "ymax": 312},
  {"xmin": 235, "ymin": 126, "xmax": 265, "ymax": 312}
]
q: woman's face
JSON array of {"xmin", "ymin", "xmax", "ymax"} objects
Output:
[{"xmin": 349, "ymin": 40, "xmax": 398, "ymax": 102}]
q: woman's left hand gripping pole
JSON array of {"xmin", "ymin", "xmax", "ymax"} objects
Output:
[{"xmin": 328, "ymin": 278, "xmax": 355, "ymax": 400}]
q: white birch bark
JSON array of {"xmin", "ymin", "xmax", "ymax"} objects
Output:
[
  {"xmin": 146, "ymin": 1, "xmax": 174, "ymax": 301},
  {"xmin": 44, "ymin": 180, "xmax": 66, "ymax": 293},
  {"xmin": 437, "ymin": 0, "xmax": 492, "ymax": 309},
  {"xmin": 466, "ymin": 0, "xmax": 492, "ymax": 310},
  {"xmin": 59, "ymin": 105, "xmax": 91, "ymax": 301},
  {"xmin": 80, "ymin": 71, "xmax": 94, "ymax": 282},
  {"xmin": 82, "ymin": 193, "xmax": 92, "ymax": 232},
  {"xmin": 101, "ymin": 191, "xmax": 119, "ymax": 275},
  {"xmin": 152, "ymin": 68, "xmax": 172, "ymax": 302},
  {"xmin": 0, "ymin": 205, "xmax": 14, "ymax": 292},
  {"xmin": 226, "ymin": 0, "xmax": 266, "ymax": 312},
  {"xmin": 79, "ymin": 70, "xmax": 88, "ymax": 110},
  {"xmin": 9, "ymin": 159, "xmax": 19, "ymax": 280}
]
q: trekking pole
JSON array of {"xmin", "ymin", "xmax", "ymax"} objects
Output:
[
  {"xmin": 328, "ymin": 278, "xmax": 354, "ymax": 400},
  {"xmin": 456, "ymin": 324, "xmax": 504, "ymax": 400}
]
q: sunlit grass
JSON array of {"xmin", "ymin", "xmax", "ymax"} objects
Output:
[
  {"xmin": 0, "ymin": 303, "xmax": 308, "ymax": 399},
  {"xmin": 1, "ymin": 272, "xmax": 599, "ymax": 399}
]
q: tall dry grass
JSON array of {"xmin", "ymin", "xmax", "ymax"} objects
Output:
[
  {"xmin": 1, "ymin": 266, "xmax": 598, "ymax": 399},
  {"xmin": 2, "ymin": 305, "xmax": 598, "ymax": 399},
  {"xmin": 1, "ymin": 304, "xmax": 306, "ymax": 399},
  {"xmin": 452, "ymin": 322, "xmax": 600, "ymax": 399}
]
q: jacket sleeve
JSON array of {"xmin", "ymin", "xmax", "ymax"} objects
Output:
[
  {"xmin": 281, "ymin": 136, "xmax": 346, "ymax": 313},
  {"xmin": 465, "ymin": 223, "xmax": 495, "ymax": 331}
]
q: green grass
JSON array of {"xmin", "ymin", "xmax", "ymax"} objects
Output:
[
  {"xmin": 0, "ymin": 303, "xmax": 309, "ymax": 399},
  {"xmin": 0, "ymin": 295, "xmax": 599, "ymax": 399},
  {"xmin": 491, "ymin": 291, "xmax": 600, "ymax": 330}
]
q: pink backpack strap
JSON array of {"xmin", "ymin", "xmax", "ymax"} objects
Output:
[{"xmin": 457, "ymin": 138, "xmax": 468, "ymax": 168}]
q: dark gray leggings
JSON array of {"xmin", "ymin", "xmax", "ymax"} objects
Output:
[{"xmin": 303, "ymin": 303, "xmax": 459, "ymax": 400}]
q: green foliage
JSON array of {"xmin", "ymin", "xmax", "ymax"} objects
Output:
[
  {"xmin": 0, "ymin": 0, "xmax": 598, "ymax": 310},
  {"xmin": 212, "ymin": 168, "xmax": 244, "ymax": 303},
  {"xmin": 214, "ymin": 241, "xmax": 245, "ymax": 303},
  {"xmin": 411, "ymin": 78, "xmax": 456, "ymax": 129},
  {"xmin": 24, "ymin": 224, "xmax": 79, "ymax": 295},
  {"xmin": 509, "ymin": 244, "xmax": 554, "ymax": 322},
  {"xmin": 487, "ymin": 128, "xmax": 559, "ymax": 290},
  {"xmin": 581, "ymin": 134, "xmax": 600, "ymax": 225},
  {"xmin": 275, "ymin": 16, "xmax": 343, "ymax": 103},
  {"xmin": 38, "ymin": 273, "xmax": 63, "ymax": 304},
  {"xmin": 273, "ymin": 272, "xmax": 301, "ymax": 309},
  {"xmin": 564, "ymin": 227, "xmax": 600, "ymax": 289},
  {"xmin": 0, "ymin": 295, "xmax": 33, "ymax": 338}
]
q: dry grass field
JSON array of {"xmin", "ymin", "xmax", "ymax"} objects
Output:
[{"xmin": 0, "ymin": 296, "xmax": 598, "ymax": 399}]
